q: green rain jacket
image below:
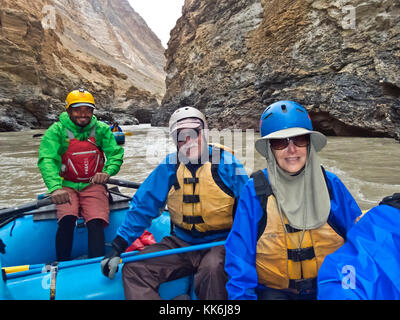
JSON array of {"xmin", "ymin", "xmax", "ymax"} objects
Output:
[{"xmin": 38, "ymin": 112, "xmax": 124, "ymax": 193}]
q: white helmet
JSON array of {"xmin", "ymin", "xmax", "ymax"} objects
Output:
[{"xmin": 169, "ymin": 106, "xmax": 208, "ymax": 137}]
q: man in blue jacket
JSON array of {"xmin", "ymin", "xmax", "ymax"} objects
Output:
[
  {"xmin": 225, "ymin": 101, "xmax": 362, "ymax": 300},
  {"xmin": 318, "ymin": 193, "xmax": 400, "ymax": 300},
  {"xmin": 101, "ymin": 106, "xmax": 248, "ymax": 299}
]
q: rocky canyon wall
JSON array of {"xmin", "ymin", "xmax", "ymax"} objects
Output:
[
  {"xmin": 0, "ymin": 0, "xmax": 166, "ymax": 131},
  {"xmin": 155, "ymin": 0, "xmax": 400, "ymax": 140}
]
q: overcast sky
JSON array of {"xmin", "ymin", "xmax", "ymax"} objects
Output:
[{"xmin": 128, "ymin": 0, "xmax": 185, "ymax": 48}]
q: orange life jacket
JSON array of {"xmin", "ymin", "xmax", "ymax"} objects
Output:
[
  {"xmin": 251, "ymin": 170, "xmax": 344, "ymax": 292},
  {"xmin": 167, "ymin": 145, "xmax": 235, "ymax": 233}
]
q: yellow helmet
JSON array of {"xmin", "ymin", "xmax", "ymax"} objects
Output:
[{"xmin": 65, "ymin": 88, "xmax": 95, "ymax": 109}]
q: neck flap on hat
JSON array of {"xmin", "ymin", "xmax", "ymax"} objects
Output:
[{"xmin": 265, "ymin": 142, "xmax": 331, "ymax": 230}]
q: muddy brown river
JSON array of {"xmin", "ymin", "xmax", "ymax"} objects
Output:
[{"xmin": 0, "ymin": 124, "xmax": 399, "ymax": 211}]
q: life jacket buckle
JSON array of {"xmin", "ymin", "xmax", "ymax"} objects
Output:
[
  {"xmin": 287, "ymin": 247, "xmax": 315, "ymax": 262},
  {"xmin": 182, "ymin": 195, "xmax": 200, "ymax": 203},
  {"xmin": 183, "ymin": 177, "xmax": 199, "ymax": 184},
  {"xmin": 289, "ymin": 278, "xmax": 316, "ymax": 292}
]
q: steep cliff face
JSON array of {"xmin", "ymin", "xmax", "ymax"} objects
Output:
[
  {"xmin": 0, "ymin": 0, "xmax": 165, "ymax": 131},
  {"xmin": 155, "ymin": 0, "xmax": 400, "ymax": 140}
]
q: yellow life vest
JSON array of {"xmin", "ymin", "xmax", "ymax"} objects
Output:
[
  {"xmin": 167, "ymin": 146, "xmax": 235, "ymax": 233},
  {"xmin": 256, "ymin": 194, "xmax": 344, "ymax": 291}
]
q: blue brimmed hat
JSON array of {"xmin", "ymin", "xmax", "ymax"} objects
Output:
[{"xmin": 255, "ymin": 100, "xmax": 327, "ymax": 157}]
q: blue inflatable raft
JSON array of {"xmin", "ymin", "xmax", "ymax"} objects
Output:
[{"xmin": 0, "ymin": 188, "xmax": 211, "ymax": 300}]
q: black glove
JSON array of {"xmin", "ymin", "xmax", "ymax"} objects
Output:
[{"xmin": 101, "ymin": 236, "xmax": 128, "ymax": 279}]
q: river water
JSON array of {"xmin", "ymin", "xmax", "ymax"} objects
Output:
[{"xmin": 0, "ymin": 124, "xmax": 399, "ymax": 211}]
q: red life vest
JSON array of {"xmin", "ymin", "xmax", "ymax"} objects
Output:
[{"xmin": 60, "ymin": 127, "xmax": 105, "ymax": 183}]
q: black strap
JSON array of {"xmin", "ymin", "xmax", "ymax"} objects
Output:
[
  {"xmin": 252, "ymin": 170, "xmax": 272, "ymax": 200},
  {"xmin": 172, "ymin": 160, "xmax": 181, "ymax": 190},
  {"xmin": 321, "ymin": 166, "xmax": 346, "ymax": 240},
  {"xmin": 288, "ymin": 278, "xmax": 317, "ymax": 292},
  {"xmin": 287, "ymin": 247, "xmax": 315, "ymax": 262},
  {"xmin": 320, "ymin": 166, "xmax": 334, "ymax": 200},
  {"xmin": 182, "ymin": 215, "xmax": 204, "ymax": 224},
  {"xmin": 0, "ymin": 238, "xmax": 5, "ymax": 254},
  {"xmin": 211, "ymin": 147, "xmax": 235, "ymax": 198},
  {"xmin": 380, "ymin": 193, "xmax": 400, "ymax": 210},
  {"xmin": 250, "ymin": 170, "xmax": 273, "ymax": 240},
  {"xmin": 183, "ymin": 195, "xmax": 200, "ymax": 203},
  {"xmin": 285, "ymin": 224, "xmax": 302, "ymax": 233},
  {"xmin": 174, "ymin": 225, "xmax": 231, "ymax": 239}
]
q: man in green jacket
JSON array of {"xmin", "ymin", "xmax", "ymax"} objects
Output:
[{"xmin": 38, "ymin": 89, "xmax": 124, "ymax": 261}]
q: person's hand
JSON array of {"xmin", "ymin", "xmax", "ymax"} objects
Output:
[
  {"xmin": 90, "ymin": 172, "xmax": 110, "ymax": 184},
  {"xmin": 101, "ymin": 248, "xmax": 121, "ymax": 279},
  {"xmin": 51, "ymin": 189, "xmax": 70, "ymax": 205},
  {"xmin": 101, "ymin": 236, "xmax": 128, "ymax": 279}
]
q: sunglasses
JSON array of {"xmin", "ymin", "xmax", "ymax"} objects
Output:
[{"xmin": 269, "ymin": 134, "xmax": 310, "ymax": 150}]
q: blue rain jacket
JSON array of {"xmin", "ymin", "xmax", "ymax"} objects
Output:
[
  {"xmin": 116, "ymin": 145, "xmax": 249, "ymax": 245},
  {"xmin": 317, "ymin": 202, "xmax": 400, "ymax": 300},
  {"xmin": 225, "ymin": 168, "xmax": 362, "ymax": 300}
]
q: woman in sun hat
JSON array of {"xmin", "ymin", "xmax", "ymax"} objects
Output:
[{"xmin": 225, "ymin": 100, "xmax": 363, "ymax": 300}]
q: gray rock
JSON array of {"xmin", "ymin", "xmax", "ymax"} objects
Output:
[{"xmin": 156, "ymin": 0, "xmax": 400, "ymax": 140}]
